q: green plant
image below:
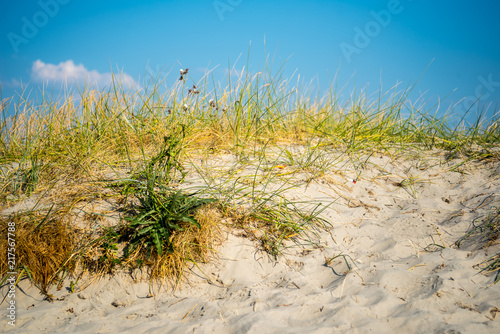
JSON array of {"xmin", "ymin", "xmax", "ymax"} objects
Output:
[
  {"xmin": 122, "ymin": 189, "xmax": 217, "ymax": 258},
  {"xmin": 9, "ymin": 155, "xmax": 43, "ymax": 196},
  {"xmin": 325, "ymin": 252, "xmax": 356, "ymax": 274},
  {"xmin": 139, "ymin": 126, "xmax": 188, "ymax": 186}
]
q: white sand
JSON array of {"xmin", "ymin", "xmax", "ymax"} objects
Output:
[{"xmin": 3, "ymin": 151, "xmax": 500, "ymax": 333}]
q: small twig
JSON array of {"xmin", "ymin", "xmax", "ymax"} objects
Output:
[{"xmin": 181, "ymin": 303, "xmax": 198, "ymax": 322}]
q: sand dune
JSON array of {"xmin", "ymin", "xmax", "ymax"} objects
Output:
[{"xmin": 3, "ymin": 152, "xmax": 500, "ymax": 333}]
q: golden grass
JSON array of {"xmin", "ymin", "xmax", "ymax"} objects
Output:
[{"xmin": 0, "ymin": 212, "xmax": 75, "ymax": 293}]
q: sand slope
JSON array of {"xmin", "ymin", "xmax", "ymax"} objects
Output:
[{"xmin": 3, "ymin": 153, "xmax": 500, "ymax": 333}]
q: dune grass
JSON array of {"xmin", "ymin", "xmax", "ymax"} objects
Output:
[
  {"xmin": 0, "ymin": 63, "xmax": 499, "ymax": 296},
  {"xmin": 458, "ymin": 205, "xmax": 500, "ymax": 284}
]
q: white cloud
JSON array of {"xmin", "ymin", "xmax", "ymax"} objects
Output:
[
  {"xmin": 0, "ymin": 78, "xmax": 22, "ymax": 89},
  {"xmin": 31, "ymin": 60, "xmax": 137, "ymax": 88}
]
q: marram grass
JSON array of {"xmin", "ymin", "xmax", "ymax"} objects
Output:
[{"xmin": 0, "ymin": 65, "xmax": 499, "ymax": 296}]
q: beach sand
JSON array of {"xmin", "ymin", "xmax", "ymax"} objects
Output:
[{"xmin": 2, "ymin": 150, "xmax": 500, "ymax": 333}]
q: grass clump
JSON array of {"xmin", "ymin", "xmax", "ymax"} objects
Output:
[
  {"xmin": 122, "ymin": 190, "xmax": 215, "ymax": 256},
  {"xmin": 239, "ymin": 201, "xmax": 329, "ymax": 258},
  {"xmin": 83, "ymin": 199, "xmax": 222, "ymax": 284},
  {"xmin": 120, "ymin": 189, "xmax": 217, "ymax": 261},
  {"xmin": 194, "ymin": 150, "xmax": 332, "ymax": 258},
  {"xmin": 456, "ymin": 206, "xmax": 500, "ymax": 283},
  {"xmin": 8, "ymin": 156, "xmax": 42, "ymax": 196},
  {"xmin": 0, "ymin": 211, "xmax": 75, "ymax": 295},
  {"xmin": 76, "ymin": 125, "xmax": 221, "ymax": 284},
  {"xmin": 121, "ymin": 203, "xmax": 222, "ymax": 282},
  {"xmin": 478, "ymin": 254, "xmax": 500, "ymax": 284},
  {"xmin": 456, "ymin": 206, "xmax": 500, "ymax": 249}
]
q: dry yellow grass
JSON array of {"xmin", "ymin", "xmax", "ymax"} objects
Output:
[{"xmin": 0, "ymin": 212, "xmax": 75, "ymax": 293}]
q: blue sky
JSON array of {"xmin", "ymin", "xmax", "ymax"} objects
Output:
[{"xmin": 1, "ymin": 0, "xmax": 500, "ymax": 123}]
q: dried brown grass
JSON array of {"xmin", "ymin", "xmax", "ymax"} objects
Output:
[{"xmin": 0, "ymin": 211, "xmax": 76, "ymax": 293}]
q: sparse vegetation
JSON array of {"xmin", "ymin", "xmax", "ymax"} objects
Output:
[
  {"xmin": 458, "ymin": 206, "xmax": 500, "ymax": 283},
  {"xmin": 1, "ymin": 61, "xmax": 499, "ymax": 295}
]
